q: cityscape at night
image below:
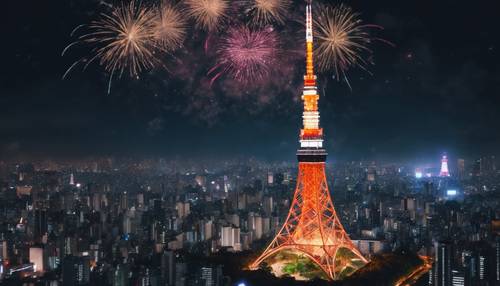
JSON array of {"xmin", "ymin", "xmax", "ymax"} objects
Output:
[{"xmin": 1, "ymin": 0, "xmax": 500, "ymax": 286}]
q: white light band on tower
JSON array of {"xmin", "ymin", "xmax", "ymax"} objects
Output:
[{"xmin": 306, "ymin": 5, "xmax": 313, "ymax": 43}]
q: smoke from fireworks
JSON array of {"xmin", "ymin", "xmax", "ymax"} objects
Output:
[
  {"xmin": 185, "ymin": 0, "xmax": 229, "ymax": 31},
  {"xmin": 209, "ymin": 26, "xmax": 279, "ymax": 84},
  {"xmin": 249, "ymin": 0, "xmax": 291, "ymax": 26},
  {"xmin": 154, "ymin": 4, "xmax": 187, "ymax": 52},
  {"xmin": 314, "ymin": 4, "xmax": 388, "ymax": 82}
]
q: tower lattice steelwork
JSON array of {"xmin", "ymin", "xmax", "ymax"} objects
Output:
[{"xmin": 249, "ymin": 0, "xmax": 367, "ymax": 280}]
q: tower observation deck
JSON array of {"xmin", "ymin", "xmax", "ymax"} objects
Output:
[{"xmin": 297, "ymin": 0, "xmax": 327, "ymax": 162}]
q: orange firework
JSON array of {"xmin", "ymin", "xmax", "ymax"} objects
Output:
[
  {"xmin": 185, "ymin": 0, "xmax": 229, "ymax": 31},
  {"xmin": 314, "ymin": 4, "xmax": 387, "ymax": 80},
  {"xmin": 154, "ymin": 3, "xmax": 187, "ymax": 52},
  {"xmin": 249, "ymin": 0, "xmax": 291, "ymax": 26},
  {"xmin": 87, "ymin": 2, "xmax": 158, "ymax": 77},
  {"xmin": 63, "ymin": 1, "xmax": 159, "ymax": 83}
]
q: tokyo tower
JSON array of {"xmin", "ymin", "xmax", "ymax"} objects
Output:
[{"xmin": 249, "ymin": 0, "xmax": 367, "ymax": 280}]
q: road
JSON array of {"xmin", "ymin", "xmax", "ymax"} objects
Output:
[{"xmin": 394, "ymin": 256, "xmax": 433, "ymax": 286}]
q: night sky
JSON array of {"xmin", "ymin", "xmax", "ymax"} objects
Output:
[{"xmin": 2, "ymin": 0, "xmax": 499, "ymax": 161}]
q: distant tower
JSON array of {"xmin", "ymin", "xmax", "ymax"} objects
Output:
[
  {"xmin": 439, "ymin": 155, "xmax": 450, "ymax": 177},
  {"xmin": 249, "ymin": 0, "xmax": 367, "ymax": 280}
]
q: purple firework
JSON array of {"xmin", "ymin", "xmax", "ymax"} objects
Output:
[{"xmin": 209, "ymin": 26, "xmax": 279, "ymax": 85}]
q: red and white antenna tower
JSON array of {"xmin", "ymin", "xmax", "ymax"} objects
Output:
[
  {"xmin": 439, "ymin": 154, "xmax": 450, "ymax": 177},
  {"xmin": 249, "ymin": 0, "xmax": 367, "ymax": 280}
]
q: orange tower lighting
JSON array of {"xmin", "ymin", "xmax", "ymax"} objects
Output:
[{"xmin": 249, "ymin": 0, "xmax": 367, "ymax": 280}]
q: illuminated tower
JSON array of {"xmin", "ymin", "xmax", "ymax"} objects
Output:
[
  {"xmin": 439, "ymin": 155, "xmax": 450, "ymax": 177},
  {"xmin": 249, "ymin": 0, "xmax": 367, "ymax": 280}
]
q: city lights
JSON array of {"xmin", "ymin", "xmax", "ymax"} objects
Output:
[{"xmin": 415, "ymin": 169, "xmax": 423, "ymax": 179}]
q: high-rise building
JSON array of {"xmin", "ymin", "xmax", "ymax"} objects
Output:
[
  {"xmin": 220, "ymin": 226, "xmax": 240, "ymax": 250},
  {"xmin": 461, "ymin": 244, "xmax": 496, "ymax": 285},
  {"xmin": 274, "ymin": 173, "xmax": 284, "ymax": 185},
  {"xmin": 112, "ymin": 262, "xmax": 130, "ymax": 286},
  {"xmin": 202, "ymin": 220, "xmax": 214, "ymax": 241},
  {"xmin": 34, "ymin": 209, "xmax": 48, "ymax": 242},
  {"xmin": 495, "ymin": 237, "xmax": 500, "ymax": 284},
  {"xmin": 401, "ymin": 197, "xmax": 417, "ymax": 211},
  {"xmin": 480, "ymin": 155, "xmax": 497, "ymax": 175},
  {"xmin": 175, "ymin": 262, "xmax": 187, "ymax": 286},
  {"xmin": 120, "ymin": 192, "xmax": 128, "ymax": 211},
  {"xmin": 0, "ymin": 240, "xmax": 7, "ymax": 261},
  {"xmin": 267, "ymin": 172, "xmax": 274, "ymax": 185},
  {"xmin": 262, "ymin": 196, "xmax": 273, "ymax": 216},
  {"xmin": 62, "ymin": 255, "xmax": 91, "ymax": 286},
  {"xmin": 249, "ymin": 214, "xmax": 263, "ymax": 240},
  {"xmin": 472, "ymin": 159, "xmax": 481, "ymax": 177},
  {"xmin": 194, "ymin": 265, "xmax": 223, "ymax": 286},
  {"xmin": 434, "ymin": 241, "xmax": 452, "ymax": 286},
  {"xmin": 69, "ymin": 173, "xmax": 75, "ymax": 186},
  {"xmin": 457, "ymin": 159, "xmax": 465, "ymax": 179},
  {"xmin": 451, "ymin": 269, "xmax": 465, "ymax": 286},
  {"xmin": 200, "ymin": 267, "xmax": 214, "ymax": 286},
  {"xmin": 92, "ymin": 193, "xmax": 101, "ymax": 212},
  {"xmin": 249, "ymin": 0, "xmax": 366, "ymax": 280},
  {"xmin": 161, "ymin": 250, "xmax": 175, "ymax": 286},
  {"xmin": 176, "ymin": 202, "xmax": 190, "ymax": 219},
  {"xmin": 29, "ymin": 247, "xmax": 45, "ymax": 273}
]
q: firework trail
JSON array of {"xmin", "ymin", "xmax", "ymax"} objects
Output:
[
  {"xmin": 314, "ymin": 4, "xmax": 392, "ymax": 85},
  {"xmin": 185, "ymin": 0, "xmax": 229, "ymax": 31},
  {"xmin": 209, "ymin": 26, "xmax": 279, "ymax": 85},
  {"xmin": 248, "ymin": 0, "xmax": 291, "ymax": 26},
  {"xmin": 154, "ymin": 3, "xmax": 187, "ymax": 52}
]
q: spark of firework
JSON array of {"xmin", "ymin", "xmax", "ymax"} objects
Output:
[
  {"xmin": 209, "ymin": 26, "xmax": 279, "ymax": 84},
  {"xmin": 314, "ymin": 4, "xmax": 391, "ymax": 83},
  {"xmin": 185, "ymin": 0, "xmax": 228, "ymax": 31},
  {"xmin": 63, "ymin": 1, "xmax": 159, "ymax": 93},
  {"xmin": 154, "ymin": 4, "xmax": 187, "ymax": 51},
  {"xmin": 249, "ymin": 0, "xmax": 291, "ymax": 26}
]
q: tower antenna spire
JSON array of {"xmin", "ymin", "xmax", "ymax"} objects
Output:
[{"xmin": 305, "ymin": 0, "xmax": 315, "ymax": 85}]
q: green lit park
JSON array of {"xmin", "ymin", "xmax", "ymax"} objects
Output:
[{"xmin": 260, "ymin": 249, "xmax": 366, "ymax": 281}]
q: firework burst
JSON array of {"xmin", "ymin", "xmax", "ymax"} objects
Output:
[
  {"xmin": 249, "ymin": 0, "xmax": 291, "ymax": 26},
  {"xmin": 63, "ymin": 2, "xmax": 161, "ymax": 93},
  {"xmin": 86, "ymin": 2, "xmax": 159, "ymax": 77},
  {"xmin": 314, "ymin": 4, "xmax": 388, "ymax": 81},
  {"xmin": 209, "ymin": 26, "xmax": 279, "ymax": 84},
  {"xmin": 185, "ymin": 0, "xmax": 229, "ymax": 31},
  {"xmin": 154, "ymin": 4, "xmax": 187, "ymax": 52}
]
